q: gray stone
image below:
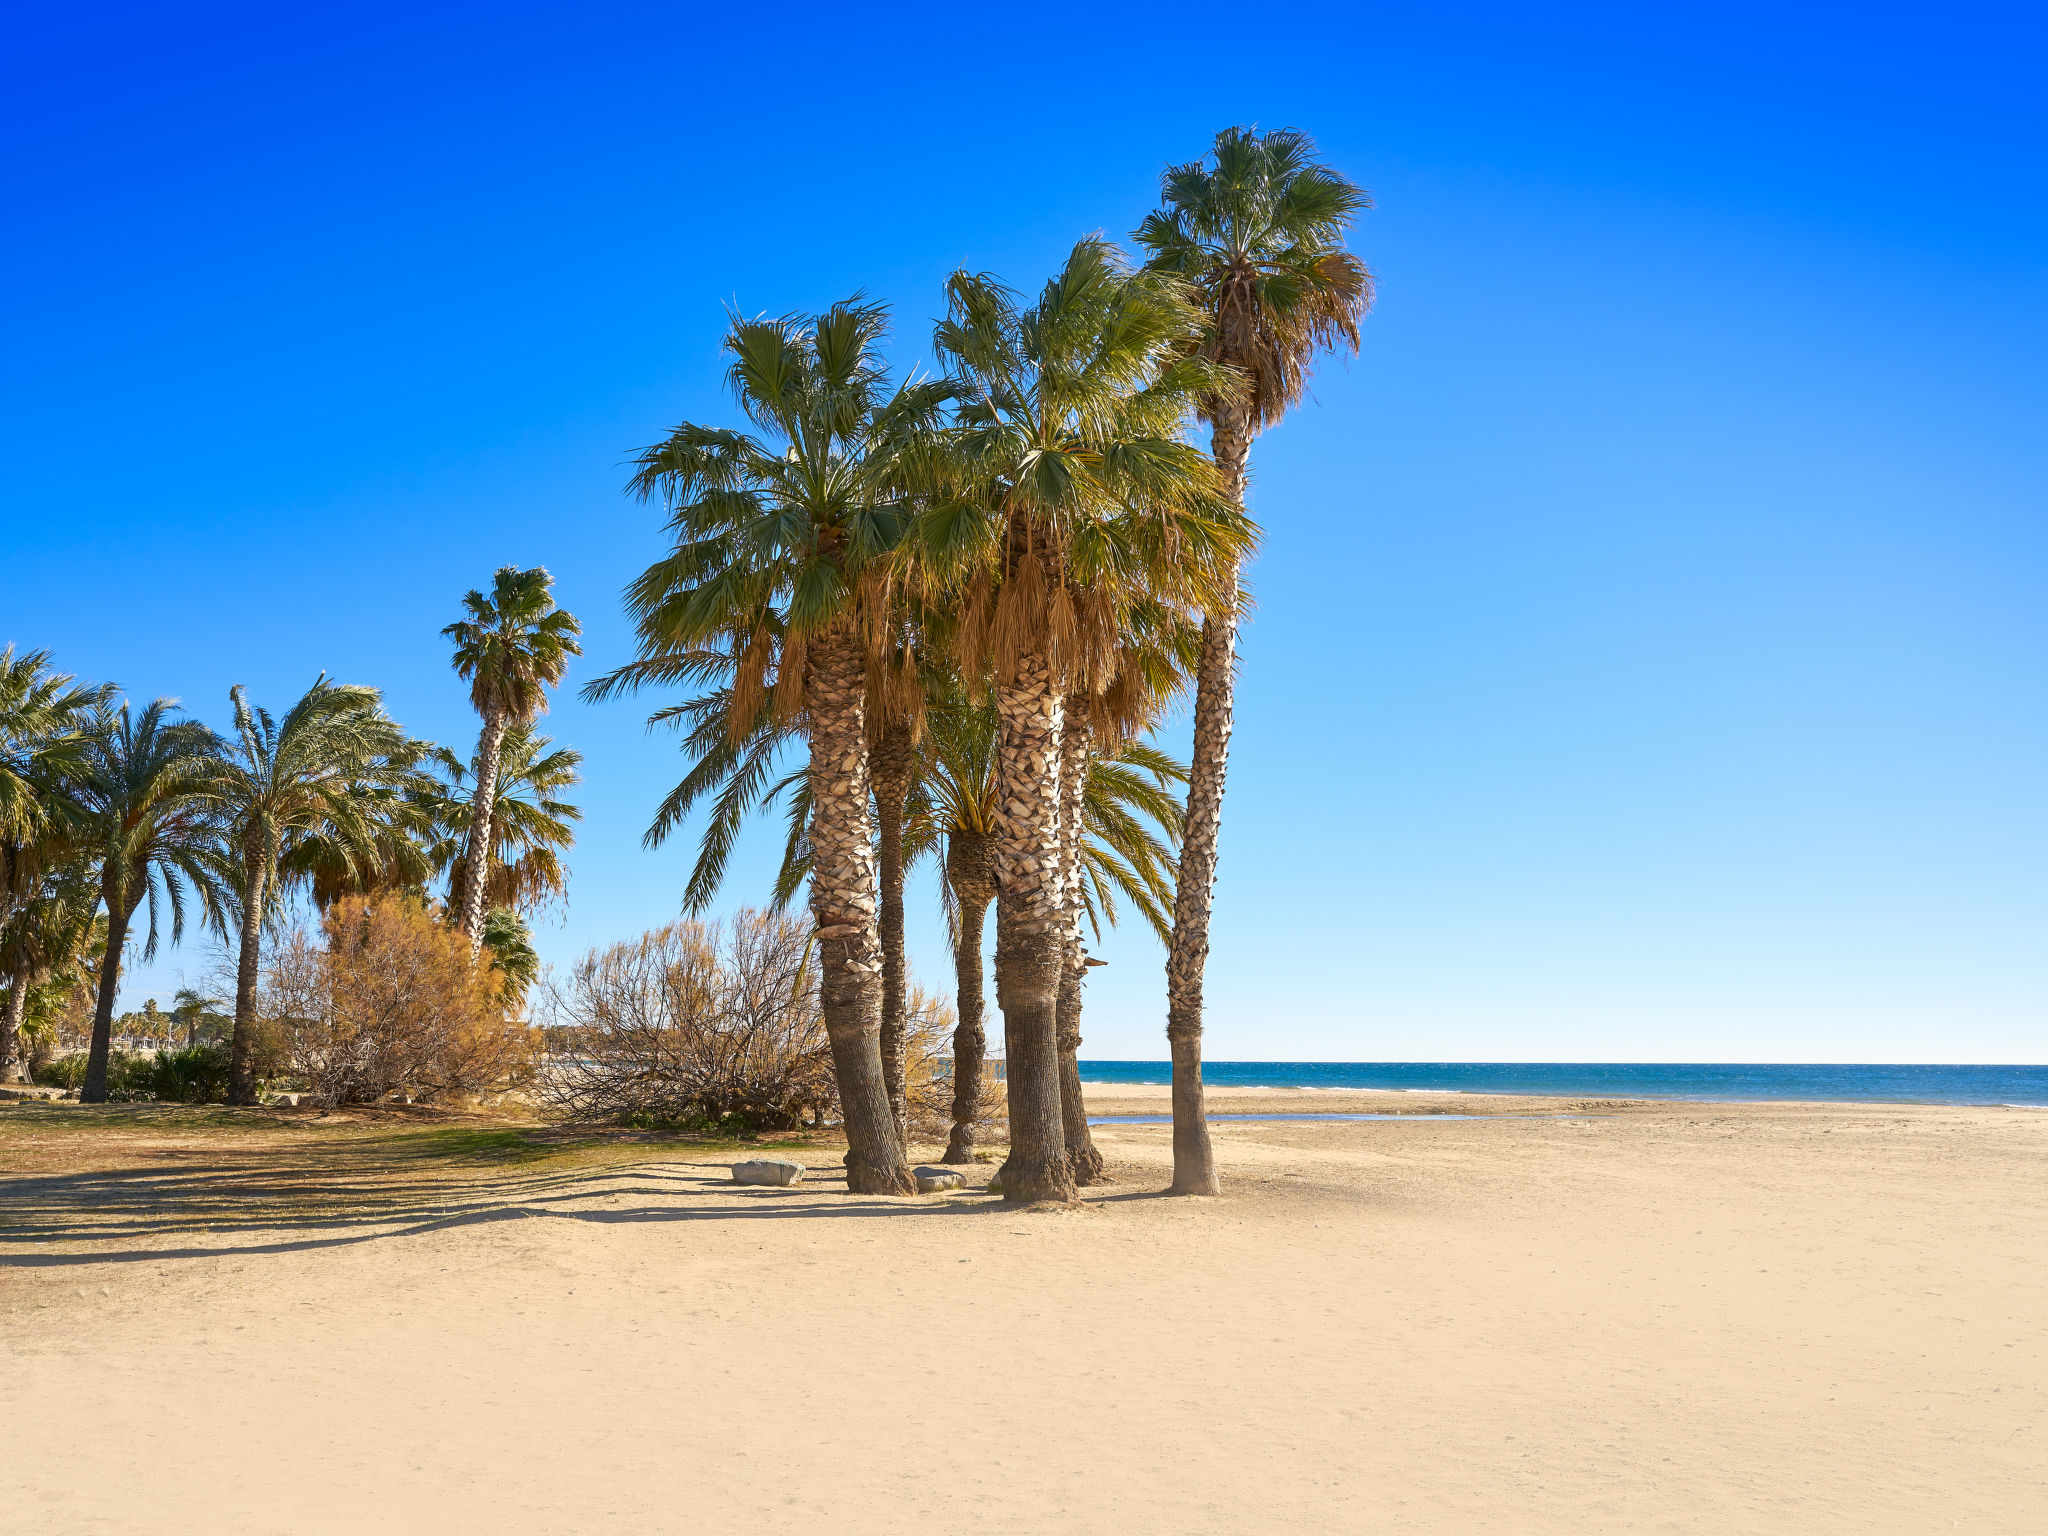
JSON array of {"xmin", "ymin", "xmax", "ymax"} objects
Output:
[
  {"xmin": 914, "ymin": 1166, "xmax": 966, "ymax": 1194},
  {"xmin": 984, "ymin": 1171, "xmax": 1003, "ymax": 1197},
  {"xmin": 0, "ymin": 1084, "xmax": 63, "ymax": 1102},
  {"xmin": 731, "ymin": 1157, "xmax": 806, "ymax": 1187}
]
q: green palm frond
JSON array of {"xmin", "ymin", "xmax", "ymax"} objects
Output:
[{"xmin": 1135, "ymin": 125, "xmax": 1374, "ymax": 431}]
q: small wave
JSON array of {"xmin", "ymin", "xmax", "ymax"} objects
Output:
[
  {"xmin": 2002, "ymin": 1102, "xmax": 2048, "ymax": 1110},
  {"xmin": 1403, "ymin": 1087, "xmax": 1465, "ymax": 1093}
]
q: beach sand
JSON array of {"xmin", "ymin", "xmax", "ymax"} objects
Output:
[{"xmin": 3, "ymin": 1088, "xmax": 2042, "ymax": 1533}]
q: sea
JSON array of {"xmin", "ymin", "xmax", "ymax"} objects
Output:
[{"xmin": 1077, "ymin": 1060, "xmax": 2048, "ymax": 1108}]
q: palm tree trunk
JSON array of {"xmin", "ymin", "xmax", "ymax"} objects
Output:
[
  {"xmin": 941, "ymin": 831, "xmax": 993, "ymax": 1164},
  {"xmin": 0, "ymin": 973, "xmax": 28, "ymax": 1083},
  {"xmin": 457, "ymin": 707, "xmax": 510, "ymax": 950},
  {"xmin": 226, "ymin": 853, "xmax": 269, "ymax": 1105},
  {"xmin": 81, "ymin": 892, "xmax": 131, "ymax": 1104},
  {"xmin": 991, "ymin": 648, "xmax": 1076, "ymax": 1204},
  {"xmin": 805, "ymin": 625, "xmax": 915, "ymax": 1196},
  {"xmin": 870, "ymin": 717, "xmax": 914, "ymax": 1147},
  {"xmin": 1056, "ymin": 711, "xmax": 1105, "ymax": 1184},
  {"xmin": 1162, "ymin": 411, "xmax": 1251, "ymax": 1196}
]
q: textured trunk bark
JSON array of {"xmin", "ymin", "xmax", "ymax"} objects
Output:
[
  {"xmin": 941, "ymin": 830, "xmax": 993, "ymax": 1164},
  {"xmin": 1056, "ymin": 712, "xmax": 1106, "ymax": 1184},
  {"xmin": 81, "ymin": 891, "xmax": 132, "ymax": 1104},
  {"xmin": 991, "ymin": 647, "xmax": 1076, "ymax": 1204},
  {"xmin": 0, "ymin": 972, "xmax": 27, "ymax": 1083},
  {"xmin": 806, "ymin": 626, "xmax": 915, "ymax": 1196},
  {"xmin": 870, "ymin": 717, "xmax": 914, "ymax": 1147},
  {"xmin": 226, "ymin": 852, "xmax": 269, "ymax": 1105},
  {"xmin": 1162, "ymin": 412, "xmax": 1251, "ymax": 1196},
  {"xmin": 457, "ymin": 708, "xmax": 510, "ymax": 950}
]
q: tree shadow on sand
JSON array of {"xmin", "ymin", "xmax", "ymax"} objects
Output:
[{"xmin": 0, "ymin": 1116, "xmax": 1167, "ymax": 1269}]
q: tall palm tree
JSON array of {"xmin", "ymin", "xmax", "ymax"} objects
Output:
[
  {"xmin": 213, "ymin": 678, "xmax": 419, "ymax": 1103},
  {"xmin": 69, "ymin": 700, "xmax": 228, "ymax": 1102},
  {"xmin": 589, "ymin": 299, "xmax": 950, "ymax": 1195},
  {"xmin": 1136, "ymin": 125, "xmax": 1373, "ymax": 1194},
  {"xmin": 918, "ymin": 236, "xmax": 1251, "ymax": 1202},
  {"xmin": 444, "ymin": 567, "xmax": 582, "ymax": 950},
  {"xmin": 420, "ymin": 726, "xmax": 583, "ymax": 919}
]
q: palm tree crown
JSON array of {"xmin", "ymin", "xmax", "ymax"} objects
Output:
[
  {"xmin": 595, "ymin": 300, "xmax": 951, "ymax": 729},
  {"xmin": 1135, "ymin": 125, "xmax": 1373, "ymax": 432},
  {"xmin": 217, "ymin": 678, "xmax": 418, "ymax": 907},
  {"xmin": 444, "ymin": 567, "xmax": 583, "ymax": 726},
  {"xmin": 423, "ymin": 726, "xmax": 583, "ymax": 918},
  {"xmin": 920, "ymin": 237, "xmax": 1248, "ymax": 691},
  {"xmin": 0, "ymin": 647, "xmax": 111, "ymax": 918}
]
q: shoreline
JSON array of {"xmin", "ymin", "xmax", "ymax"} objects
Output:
[{"xmin": 1080, "ymin": 1079, "xmax": 2048, "ymax": 1111}]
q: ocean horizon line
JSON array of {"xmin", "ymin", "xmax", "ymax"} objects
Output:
[{"xmin": 1075, "ymin": 1060, "xmax": 2048, "ymax": 1108}]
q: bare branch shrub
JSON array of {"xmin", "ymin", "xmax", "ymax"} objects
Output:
[
  {"xmin": 263, "ymin": 897, "xmax": 532, "ymax": 1106},
  {"xmin": 902, "ymin": 982, "xmax": 984, "ymax": 1138},
  {"xmin": 539, "ymin": 909, "xmax": 835, "ymax": 1133}
]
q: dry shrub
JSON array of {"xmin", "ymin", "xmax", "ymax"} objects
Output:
[
  {"xmin": 540, "ymin": 909, "xmax": 835, "ymax": 1133},
  {"xmin": 902, "ymin": 983, "xmax": 969, "ymax": 1136},
  {"xmin": 263, "ymin": 897, "xmax": 532, "ymax": 1106}
]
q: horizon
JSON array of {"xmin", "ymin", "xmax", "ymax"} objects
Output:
[{"xmin": 6, "ymin": 2, "xmax": 2043, "ymax": 1064}]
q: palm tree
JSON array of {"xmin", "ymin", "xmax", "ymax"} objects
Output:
[
  {"xmin": 0, "ymin": 859, "xmax": 99, "ymax": 1081},
  {"xmin": 918, "ymin": 237, "xmax": 1251, "ymax": 1201},
  {"xmin": 68, "ymin": 700, "xmax": 228, "ymax": 1102},
  {"xmin": 169, "ymin": 985, "xmax": 229, "ymax": 1048},
  {"xmin": 213, "ymin": 678, "xmax": 418, "ymax": 1103},
  {"xmin": 480, "ymin": 905, "xmax": 540, "ymax": 1011},
  {"xmin": 589, "ymin": 299, "xmax": 950, "ymax": 1195},
  {"xmin": 0, "ymin": 647, "xmax": 109, "ymax": 932},
  {"xmin": 1136, "ymin": 125, "xmax": 1373, "ymax": 1194},
  {"xmin": 443, "ymin": 567, "xmax": 582, "ymax": 951},
  {"xmin": 420, "ymin": 727, "xmax": 583, "ymax": 919},
  {"xmin": 913, "ymin": 685, "xmax": 1187, "ymax": 1169}
]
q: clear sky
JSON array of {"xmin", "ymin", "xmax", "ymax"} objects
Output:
[{"xmin": 5, "ymin": 2, "xmax": 2044, "ymax": 1062}]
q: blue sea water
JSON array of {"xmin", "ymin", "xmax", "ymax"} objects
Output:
[{"xmin": 1077, "ymin": 1061, "xmax": 2048, "ymax": 1107}]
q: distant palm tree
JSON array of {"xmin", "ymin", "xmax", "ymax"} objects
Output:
[
  {"xmin": 479, "ymin": 905, "xmax": 541, "ymax": 1011},
  {"xmin": 213, "ymin": 678, "xmax": 418, "ymax": 1103},
  {"xmin": 1136, "ymin": 125, "xmax": 1373, "ymax": 1194},
  {"xmin": 590, "ymin": 299, "xmax": 950, "ymax": 1195},
  {"xmin": 444, "ymin": 567, "xmax": 582, "ymax": 950},
  {"xmin": 68, "ymin": 700, "xmax": 228, "ymax": 1102},
  {"xmin": 421, "ymin": 726, "xmax": 582, "ymax": 919},
  {"xmin": 169, "ymin": 985, "xmax": 229, "ymax": 1048},
  {"xmin": 917, "ymin": 237, "xmax": 1250, "ymax": 1201}
]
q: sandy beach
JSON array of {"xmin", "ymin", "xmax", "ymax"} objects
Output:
[{"xmin": 3, "ymin": 1086, "xmax": 2042, "ymax": 1533}]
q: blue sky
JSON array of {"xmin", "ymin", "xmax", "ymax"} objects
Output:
[{"xmin": 5, "ymin": 2, "xmax": 2043, "ymax": 1061}]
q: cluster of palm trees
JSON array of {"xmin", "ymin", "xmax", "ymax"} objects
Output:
[
  {"xmin": 592, "ymin": 126, "xmax": 1370, "ymax": 1199},
  {"xmin": 0, "ymin": 569, "xmax": 584, "ymax": 1101}
]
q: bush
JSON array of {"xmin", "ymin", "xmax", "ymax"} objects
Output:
[
  {"xmin": 149, "ymin": 1043, "xmax": 230, "ymax": 1103},
  {"xmin": 540, "ymin": 910, "xmax": 835, "ymax": 1133},
  {"xmin": 33, "ymin": 1053, "xmax": 89, "ymax": 1090},
  {"xmin": 263, "ymin": 896, "xmax": 532, "ymax": 1106},
  {"xmin": 32, "ymin": 1050, "xmax": 156, "ymax": 1099}
]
